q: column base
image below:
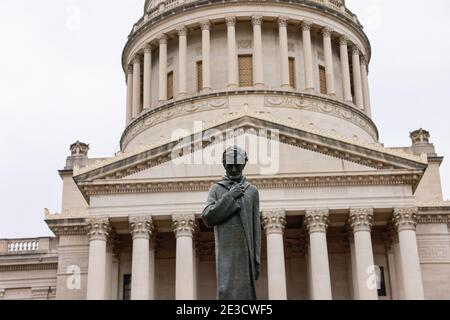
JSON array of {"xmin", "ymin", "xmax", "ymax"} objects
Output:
[
  {"xmin": 226, "ymin": 84, "xmax": 239, "ymax": 91},
  {"xmin": 176, "ymin": 93, "xmax": 188, "ymax": 100},
  {"xmin": 200, "ymin": 87, "xmax": 212, "ymax": 94},
  {"xmin": 280, "ymin": 84, "xmax": 294, "ymax": 91}
]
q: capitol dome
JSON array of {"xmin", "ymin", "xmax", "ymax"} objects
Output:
[{"xmin": 120, "ymin": 0, "xmax": 375, "ymax": 153}]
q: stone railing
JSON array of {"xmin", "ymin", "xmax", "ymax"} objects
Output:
[
  {"xmin": 0, "ymin": 238, "xmax": 55, "ymax": 255},
  {"xmin": 133, "ymin": 0, "xmax": 358, "ymax": 37}
]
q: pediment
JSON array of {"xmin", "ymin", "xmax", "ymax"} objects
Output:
[
  {"xmin": 73, "ymin": 114, "xmax": 427, "ymax": 200},
  {"xmin": 126, "ymin": 133, "xmax": 371, "ymax": 180}
]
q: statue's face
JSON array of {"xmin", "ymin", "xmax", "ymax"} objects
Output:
[{"xmin": 224, "ymin": 163, "xmax": 246, "ymax": 179}]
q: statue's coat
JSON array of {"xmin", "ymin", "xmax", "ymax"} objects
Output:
[{"xmin": 202, "ymin": 176, "xmax": 261, "ymax": 300}]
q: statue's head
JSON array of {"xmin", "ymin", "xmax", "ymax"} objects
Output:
[{"xmin": 222, "ymin": 146, "xmax": 248, "ymax": 180}]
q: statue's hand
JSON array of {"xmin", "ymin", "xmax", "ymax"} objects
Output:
[{"xmin": 229, "ymin": 184, "xmax": 244, "ymax": 200}]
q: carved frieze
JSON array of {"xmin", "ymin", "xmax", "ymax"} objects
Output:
[
  {"xmin": 122, "ymin": 97, "xmax": 229, "ymax": 147},
  {"xmin": 264, "ymin": 95, "xmax": 378, "ymax": 139}
]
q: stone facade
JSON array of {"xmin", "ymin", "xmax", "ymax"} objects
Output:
[{"xmin": 1, "ymin": 0, "xmax": 450, "ymax": 300}]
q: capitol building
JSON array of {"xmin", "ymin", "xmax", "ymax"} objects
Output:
[{"xmin": 1, "ymin": 0, "xmax": 449, "ymax": 300}]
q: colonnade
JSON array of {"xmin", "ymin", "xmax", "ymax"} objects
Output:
[
  {"xmin": 85, "ymin": 207, "xmax": 424, "ymax": 300},
  {"xmin": 125, "ymin": 16, "xmax": 372, "ymax": 125}
]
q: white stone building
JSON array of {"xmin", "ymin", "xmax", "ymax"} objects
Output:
[{"xmin": 1, "ymin": 0, "xmax": 449, "ymax": 300}]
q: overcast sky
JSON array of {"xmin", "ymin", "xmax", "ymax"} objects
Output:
[{"xmin": 0, "ymin": 0, "xmax": 449, "ymax": 238}]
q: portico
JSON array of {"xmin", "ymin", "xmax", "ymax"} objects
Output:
[{"xmin": 82, "ymin": 205, "xmax": 424, "ymax": 300}]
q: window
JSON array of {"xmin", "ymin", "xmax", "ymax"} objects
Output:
[
  {"xmin": 196, "ymin": 60, "xmax": 203, "ymax": 92},
  {"xmin": 238, "ymin": 55, "xmax": 253, "ymax": 87},
  {"xmin": 377, "ymin": 266, "xmax": 387, "ymax": 297},
  {"xmin": 349, "ymin": 57, "xmax": 355, "ymax": 99},
  {"xmin": 123, "ymin": 274, "xmax": 131, "ymax": 300},
  {"xmin": 319, "ymin": 65, "xmax": 327, "ymax": 94},
  {"xmin": 289, "ymin": 57, "xmax": 296, "ymax": 89},
  {"xmin": 140, "ymin": 66, "xmax": 144, "ymax": 106},
  {"xmin": 167, "ymin": 71, "xmax": 174, "ymax": 100}
]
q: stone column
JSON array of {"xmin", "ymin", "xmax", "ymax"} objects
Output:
[
  {"xmin": 382, "ymin": 230, "xmax": 399, "ymax": 300},
  {"xmin": 348, "ymin": 208, "xmax": 378, "ymax": 300},
  {"xmin": 278, "ymin": 16, "xmax": 290, "ymax": 89},
  {"xmin": 159, "ymin": 34, "xmax": 168, "ymax": 102},
  {"xmin": 339, "ymin": 36, "xmax": 352, "ymax": 102},
  {"xmin": 226, "ymin": 16, "xmax": 238, "ymax": 89},
  {"xmin": 305, "ymin": 237, "xmax": 313, "ymax": 299},
  {"xmin": 104, "ymin": 245, "xmax": 113, "ymax": 300},
  {"xmin": 252, "ymin": 15, "xmax": 264, "ymax": 88},
  {"xmin": 393, "ymin": 235, "xmax": 405, "ymax": 299},
  {"xmin": 322, "ymin": 27, "xmax": 335, "ymax": 95},
  {"xmin": 347, "ymin": 230, "xmax": 359, "ymax": 300},
  {"xmin": 132, "ymin": 55, "xmax": 142, "ymax": 118},
  {"xmin": 111, "ymin": 254, "xmax": 120, "ymax": 300},
  {"xmin": 305, "ymin": 209, "xmax": 332, "ymax": 300},
  {"xmin": 125, "ymin": 66, "xmax": 133, "ymax": 125},
  {"xmin": 172, "ymin": 214, "xmax": 197, "ymax": 300},
  {"xmin": 393, "ymin": 208, "xmax": 425, "ymax": 300},
  {"xmin": 351, "ymin": 46, "xmax": 364, "ymax": 110},
  {"xmin": 262, "ymin": 210, "xmax": 287, "ymax": 300},
  {"xmin": 200, "ymin": 20, "xmax": 211, "ymax": 91},
  {"xmin": 193, "ymin": 237, "xmax": 199, "ymax": 300},
  {"xmin": 149, "ymin": 236, "xmax": 156, "ymax": 300},
  {"xmin": 0, "ymin": 288, "xmax": 4, "ymax": 300},
  {"xmin": 129, "ymin": 216, "xmax": 154, "ymax": 300},
  {"xmin": 302, "ymin": 21, "xmax": 314, "ymax": 92},
  {"xmin": 143, "ymin": 44, "xmax": 152, "ymax": 109},
  {"xmin": 177, "ymin": 25, "xmax": 188, "ymax": 97},
  {"xmin": 360, "ymin": 56, "xmax": 372, "ymax": 116},
  {"xmin": 86, "ymin": 217, "xmax": 110, "ymax": 300}
]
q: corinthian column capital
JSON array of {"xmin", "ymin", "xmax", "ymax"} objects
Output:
[
  {"xmin": 301, "ymin": 20, "xmax": 313, "ymax": 31},
  {"xmin": 129, "ymin": 215, "xmax": 154, "ymax": 240},
  {"xmin": 252, "ymin": 15, "xmax": 263, "ymax": 26},
  {"xmin": 144, "ymin": 43, "xmax": 153, "ymax": 54},
  {"xmin": 262, "ymin": 210, "xmax": 286, "ymax": 235},
  {"xmin": 172, "ymin": 214, "xmax": 197, "ymax": 238},
  {"xmin": 360, "ymin": 55, "xmax": 368, "ymax": 66},
  {"xmin": 339, "ymin": 35, "xmax": 349, "ymax": 46},
  {"xmin": 348, "ymin": 208, "xmax": 373, "ymax": 233},
  {"xmin": 86, "ymin": 217, "xmax": 110, "ymax": 241},
  {"xmin": 322, "ymin": 26, "xmax": 333, "ymax": 38},
  {"xmin": 305, "ymin": 209, "xmax": 329, "ymax": 234},
  {"xmin": 126, "ymin": 65, "xmax": 133, "ymax": 74},
  {"xmin": 393, "ymin": 207, "xmax": 419, "ymax": 232},
  {"xmin": 159, "ymin": 34, "xmax": 168, "ymax": 45},
  {"xmin": 132, "ymin": 55, "xmax": 142, "ymax": 65},
  {"xmin": 277, "ymin": 16, "xmax": 289, "ymax": 28},
  {"xmin": 225, "ymin": 15, "xmax": 236, "ymax": 27},
  {"xmin": 176, "ymin": 24, "xmax": 187, "ymax": 37},
  {"xmin": 200, "ymin": 19, "xmax": 211, "ymax": 31},
  {"xmin": 351, "ymin": 45, "xmax": 360, "ymax": 56}
]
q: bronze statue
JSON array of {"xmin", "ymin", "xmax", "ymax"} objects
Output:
[{"xmin": 201, "ymin": 146, "xmax": 261, "ymax": 300}]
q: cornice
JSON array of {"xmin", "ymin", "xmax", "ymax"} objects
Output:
[
  {"xmin": 45, "ymin": 217, "xmax": 88, "ymax": 236},
  {"xmin": 123, "ymin": 0, "xmax": 371, "ymax": 71},
  {"xmin": 417, "ymin": 202, "xmax": 450, "ymax": 214},
  {"xmin": 417, "ymin": 214, "xmax": 450, "ymax": 225},
  {"xmin": 0, "ymin": 263, "xmax": 58, "ymax": 272},
  {"xmin": 76, "ymin": 170, "xmax": 422, "ymax": 198}
]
